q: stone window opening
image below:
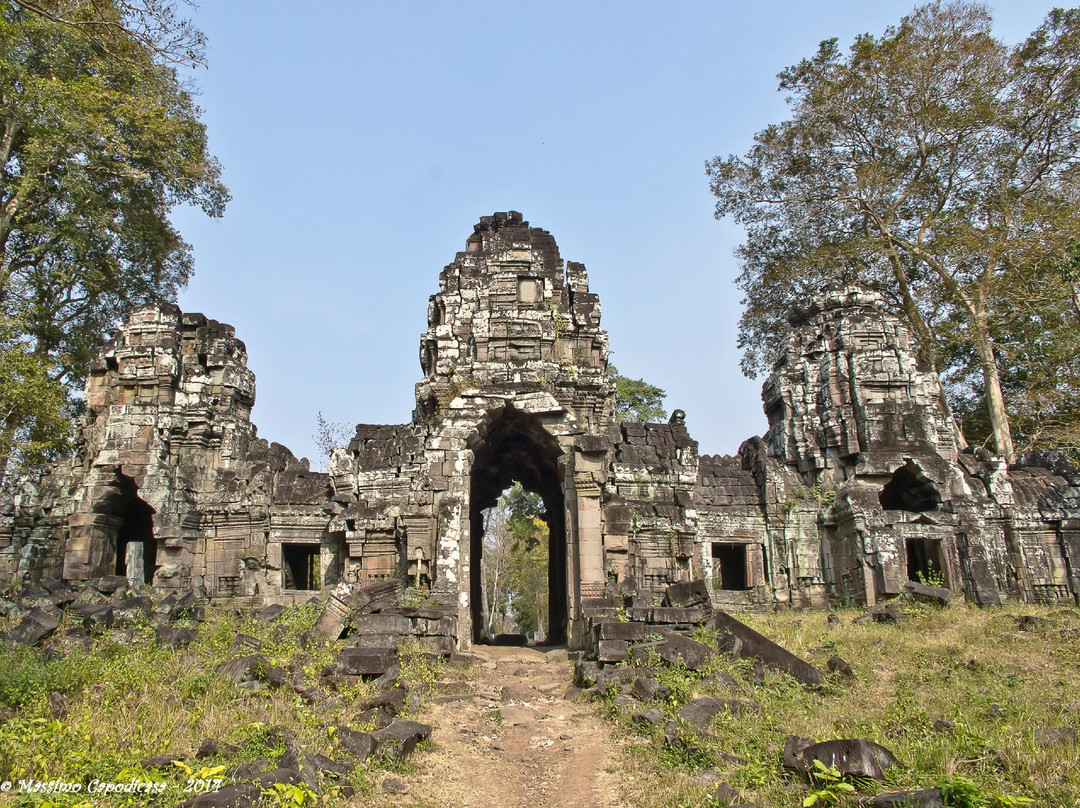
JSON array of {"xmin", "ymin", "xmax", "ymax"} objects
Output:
[
  {"xmin": 906, "ymin": 538, "xmax": 946, "ymax": 586},
  {"xmin": 282, "ymin": 543, "xmax": 320, "ymax": 590},
  {"xmin": 711, "ymin": 542, "xmax": 751, "ymax": 590},
  {"xmin": 880, "ymin": 460, "xmax": 942, "ymax": 513}
]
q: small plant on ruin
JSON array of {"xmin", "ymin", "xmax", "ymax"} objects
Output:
[
  {"xmin": 917, "ymin": 560, "xmax": 946, "ymax": 589},
  {"xmin": 264, "ymin": 781, "xmax": 319, "ymax": 808},
  {"xmin": 802, "ymin": 761, "xmax": 857, "ymax": 806}
]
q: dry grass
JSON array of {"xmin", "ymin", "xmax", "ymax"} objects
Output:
[
  {"xmin": 0, "ymin": 601, "xmax": 439, "ymax": 807},
  {"xmin": 602, "ymin": 603, "xmax": 1080, "ymax": 808}
]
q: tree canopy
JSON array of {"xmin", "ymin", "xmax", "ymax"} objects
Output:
[
  {"xmin": 707, "ymin": 2, "xmax": 1080, "ymax": 462},
  {"xmin": 607, "ymin": 364, "xmax": 667, "ymax": 423},
  {"xmin": 0, "ymin": 0, "xmax": 227, "ymax": 484}
]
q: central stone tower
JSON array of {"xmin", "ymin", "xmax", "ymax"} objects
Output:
[
  {"xmin": 330, "ymin": 212, "xmax": 627, "ymax": 646},
  {"xmin": 413, "ymin": 210, "xmax": 613, "ymax": 429}
]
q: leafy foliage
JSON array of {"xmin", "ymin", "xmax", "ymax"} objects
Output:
[
  {"xmin": 707, "ymin": 3, "xmax": 1080, "ymax": 461},
  {"xmin": 608, "ymin": 364, "xmax": 667, "ymax": 423},
  {"xmin": 0, "ymin": 0, "xmax": 227, "ymax": 485},
  {"xmin": 481, "ymin": 482, "xmax": 550, "ymax": 639}
]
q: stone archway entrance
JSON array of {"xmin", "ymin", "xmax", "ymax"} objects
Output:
[{"xmin": 469, "ymin": 408, "xmax": 567, "ymax": 645}]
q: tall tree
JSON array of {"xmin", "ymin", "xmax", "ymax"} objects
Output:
[
  {"xmin": 607, "ymin": 364, "xmax": 667, "ymax": 423},
  {"xmin": 707, "ymin": 3, "xmax": 1080, "ymax": 462},
  {"xmin": 0, "ymin": 0, "xmax": 227, "ymax": 484}
]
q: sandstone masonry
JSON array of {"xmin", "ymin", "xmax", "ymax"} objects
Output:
[{"xmin": 3, "ymin": 213, "xmax": 1078, "ymax": 649}]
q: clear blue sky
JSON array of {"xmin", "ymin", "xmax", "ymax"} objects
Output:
[{"xmin": 171, "ymin": 1, "xmax": 1054, "ymax": 467}]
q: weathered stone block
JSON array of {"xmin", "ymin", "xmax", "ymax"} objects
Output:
[
  {"xmin": 711, "ymin": 610, "xmax": 824, "ymax": 686},
  {"xmin": 597, "ymin": 639, "xmax": 628, "ymax": 663},
  {"xmin": 336, "ymin": 647, "xmax": 397, "ymax": 677},
  {"xmin": 661, "ymin": 580, "xmax": 710, "ymax": 609}
]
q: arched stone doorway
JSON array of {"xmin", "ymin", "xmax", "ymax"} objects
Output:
[
  {"xmin": 110, "ymin": 474, "xmax": 157, "ymax": 585},
  {"xmin": 468, "ymin": 407, "xmax": 567, "ymax": 644}
]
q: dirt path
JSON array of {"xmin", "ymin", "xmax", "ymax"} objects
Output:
[{"xmin": 370, "ymin": 645, "xmax": 632, "ymax": 808}]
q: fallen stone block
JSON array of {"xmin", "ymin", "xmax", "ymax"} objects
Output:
[
  {"xmin": 156, "ymin": 625, "xmax": 196, "ymax": 649},
  {"xmin": 335, "ymin": 647, "xmax": 398, "ymax": 677},
  {"xmin": 782, "ymin": 735, "xmax": 815, "ymax": 770},
  {"xmin": 872, "ymin": 604, "xmax": 908, "ymax": 623},
  {"xmin": 574, "ymin": 660, "xmax": 601, "ymax": 687},
  {"xmin": 632, "ymin": 708, "xmax": 664, "ymax": 727},
  {"xmin": 597, "ymin": 639, "xmax": 628, "ymax": 663},
  {"xmin": 1035, "ymin": 727, "xmax": 1076, "ymax": 747},
  {"xmin": 661, "ymin": 579, "xmax": 711, "ymax": 609},
  {"xmin": 352, "ymin": 706, "xmax": 395, "ymax": 729},
  {"xmin": 9, "ymin": 606, "xmax": 61, "ymax": 646},
  {"xmin": 252, "ymin": 768, "xmax": 301, "ymax": 789},
  {"xmin": 169, "ymin": 592, "xmax": 197, "ymax": 620},
  {"xmin": 217, "ymin": 654, "xmax": 270, "ymax": 683},
  {"xmin": 70, "ymin": 602, "xmax": 116, "ymax": 631},
  {"xmin": 632, "ymin": 677, "xmax": 670, "ymax": 702},
  {"xmin": 827, "ymin": 656, "xmax": 854, "ymax": 679},
  {"xmin": 334, "ymin": 725, "xmax": 378, "ymax": 764},
  {"xmin": 903, "ymin": 581, "xmax": 952, "ymax": 607},
  {"xmin": 175, "ymin": 782, "xmax": 262, "ymax": 808},
  {"xmin": 113, "ymin": 596, "xmax": 153, "ymax": 623},
  {"xmin": 658, "ymin": 633, "xmax": 712, "ymax": 670},
  {"xmin": 89, "ymin": 575, "xmax": 129, "ymax": 595},
  {"xmin": 256, "ymin": 604, "xmax": 285, "ymax": 622},
  {"xmin": 678, "ymin": 697, "xmax": 761, "ymax": 728},
  {"xmin": 361, "ymin": 686, "xmax": 407, "ymax": 715},
  {"xmin": 593, "ymin": 620, "xmax": 647, "ymax": 642},
  {"xmin": 799, "ymin": 738, "xmax": 898, "ymax": 780},
  {"xmin": 371, "ymin": 719, "xmax": 432, "ymax": 760},
  {"xmin": 709, "ymin": 782, "xmax": 747, "ymax": 807},
  {"xmin": 870, "ymin": 788, "xmax": 945, "ymax": 807},
  {"xmin": 710, "ymin": 610, "xmax": 824, "ymax": 686},
  {"xmin": 276, "ymin": 743, "xmax": 320, "ymax": 791},
  {"xmin": 231, "ymin": 634, "xmax": 263, "ymax": 653},
  {"xmin": 352, "ymin": 613, "xmax": 413, "ymax": 635},
  {"xmin": 310, "ymin": 754, "xmax": 353, "ymax": 778},
  {"xmin": 313, "ymin": 580, "xmax": 402, "ymax": 640},
  {"xmin": 49, "ymin": 691, "xmax": 67, "ymax": 718},
  {"xmin": 704, "ymin": 670, "xmax": 739, "ymax": 689},
  {"xmin": 645, "ymin": 606, "xmax": 709, "ymax": 624},
  {"xmin": 1018, "ymin": 615, "xmax": 1051, "ymax": 631}
]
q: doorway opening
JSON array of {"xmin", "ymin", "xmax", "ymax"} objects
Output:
[
  {"xmin": 470, "ymin": 407, "xmax": 566, "ymax": 645},
  {"xmin": 282, "ymin": 543, "xmax": 320, "ymax": 590},
  {"xmin": 711, "ymin": 542, "xmax": 750, "ymax": 590},
  {"xmin": 906, "ymin": 538, "xmax": 946, "ymax": 586},
  {"xmin": 110, "ymin": 474, "xmax": 156, "ymax": 585},
  {"xmin": 480, "ymin": 482, "xmax": 551, "ymax": 642}
]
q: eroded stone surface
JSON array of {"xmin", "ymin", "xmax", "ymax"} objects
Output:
[{"xmin": 2, "ymin": 216, "xmax": 1078, "ymax": 653}]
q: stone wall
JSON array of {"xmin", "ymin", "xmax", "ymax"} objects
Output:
[
  {"xmin": 1, "ymin": 305, "xmax": 328, "ymax": 596},
  {"xmin": 3, "ymin": 215, "xmax": 1079, "ymax": 651}
]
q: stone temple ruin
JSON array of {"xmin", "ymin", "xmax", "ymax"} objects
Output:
[{"xmin": 2, "ymin": 211, "xmax": 1079, "ymax": 649}]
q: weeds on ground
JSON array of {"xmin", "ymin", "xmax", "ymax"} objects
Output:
[
  {"xmin": 0, "ymin": 599, "xmax": 446, "ymax": 807},
  {"xmin": 596, "ymin": 604, "xmax": 1080, "ymax": 808}
]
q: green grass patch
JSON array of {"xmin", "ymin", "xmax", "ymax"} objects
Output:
[
  {"xmin": 0, "ymin": 599, "xmax": 450, "ymax": 807},
  {"xmin": 600, "ymin": 603, "xmax": 1080, "ymax": 808}
]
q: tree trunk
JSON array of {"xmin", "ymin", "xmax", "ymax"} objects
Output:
[
  {"xmin": 0, "ymin": 417, "xmax": 17, "ymax": 491},
  {"xmin": 884, "ymin": 242, "xmax": 938, "ymax": 370},
  {"xmin": 970, "ymin": 314, "xmax": 1016, "ymax": 462}
]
